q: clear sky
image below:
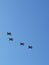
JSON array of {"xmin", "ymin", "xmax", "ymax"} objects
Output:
[{"xmin": 0, "ymin": 0, "xmax": 49, "ymax": 65}]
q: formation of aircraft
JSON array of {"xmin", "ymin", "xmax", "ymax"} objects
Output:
[
  {"xmin": 7, "ymin": 32, "xmax": 13, "ymax": 41},
  {"xmin": 7, "ymin": 32, "xmax": 33, "ymax": 49}
]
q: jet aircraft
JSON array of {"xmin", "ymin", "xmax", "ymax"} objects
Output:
[
  {"xmin": 9, "ymin": 38, "xmax": 13, "ymax": 41},
  {"xmin": 20, "ymin": 42, "xmax": 24, "ymax": 46},
  {"xmin": 7, "ymin": 32, "xmax": 12, "ymax": 35},
  {"xmin": 28, "ymin": 45, "xmax": 32, "ymax": 49}
]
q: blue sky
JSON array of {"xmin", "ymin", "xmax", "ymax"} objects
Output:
[{"xmin": 0, "ymin": 0, "xmax": 49, "ymax": 65}]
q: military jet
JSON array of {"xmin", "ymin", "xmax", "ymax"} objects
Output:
[
  {"xmin": 28, "ymin": 45, "xmax": 32, "ymax": 49},
  {"xmin": 9, "ymin": 38, "xmax": 13, "ymax": 41},
  {"xmin": 20, "ymin": 42, "xmax": 24, "ymax": 46},
  {"xmin": 7, "ymin": 32, "xmax": 12, "ymax": 35}
]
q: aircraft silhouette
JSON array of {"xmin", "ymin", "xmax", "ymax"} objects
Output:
[
  {"xmin": 9, "ymin": 38, "xmax": 13, "ymax": 41},
  {"xmin": 28, "ymin": 45, "xmax": 32, "ymax": 49},
  {"xmin": 20, "ymin": 42, "xmax": 24, "ymax": 46},
  {"xmin": 7, "ymin": 32, "xmax": 12, "ymax": 35}
]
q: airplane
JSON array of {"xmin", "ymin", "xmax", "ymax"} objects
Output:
[
  {"xmin": 7, "ymin": 32, "xmax": 12, "ymax": 35},
  {"xmin": 20, "ymin": 42, "xmax": 24, "ymax": 46},
  {"xmin": 9, "ymin": 38, "xmax": 13, "ymax": 41},
  {"xmin": 28, "ymin": 45, "xmax": 32, "ymax": 49}
]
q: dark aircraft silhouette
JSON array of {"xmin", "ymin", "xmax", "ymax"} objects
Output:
[
  {"xmin": 28, "ymin": 45, "xmax": 32, "ymax": 49},
  {"xmin": 20, "ymin": 42, "xmax": 24, "ymax": 46},
  {"xmin": 7, "ymin": 32, "xmax": 12, "ymax": 35},
  {"xmin": 9, "ymin": 38, "xmax": 13, "ymax": 41}
]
